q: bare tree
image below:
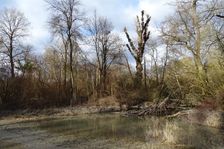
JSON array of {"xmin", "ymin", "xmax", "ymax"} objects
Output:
[
  {"xmin": 161, "ymin": 0, "xmax": 212, "ymax": 87},
  {"xmin": 16, "ymin": 45, "xmax": 34, "ymax": 77},
  {"xmin": 0, "ymin": 8, "xmax": 30, "ymax": 78},
  {"xmin": 44, "ymin": 47, "xmax": 62, "ymax": 82},
  {"xmin": 204, "ymin": 0, "xmax": 224, "ymax": 20},
  {"xmin": 124, "ymin": 10, "xmax": 151, "ymax": 87},
  {"xmin": 216, "ymin": 14, "xmax": 224, "ymax": 18},
  {"xmin": 87, "ymin": 12, "xmax": 122, "ymax": 97},
  {"xmin": 206, "ymin": 0, "xmax": 224, "ymax": 54},
  {"xmin": 146, "ymin": 38, "xmax": 160, "ymax": 85},
  {"xmin": 46, "ymin": 0, "xmax": 84, "ymax": 105}
]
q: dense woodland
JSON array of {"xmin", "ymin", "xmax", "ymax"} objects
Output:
[{"xmin": 0, "ymin": 0, "xmax": 223, "ymax": 110}]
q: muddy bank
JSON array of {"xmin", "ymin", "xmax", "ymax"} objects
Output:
[
  {"xmin": 1, "ymin": 103, "xmax": 224, "ymax": 129},
  {"xmin": 0, "ymin": 106, "xmax": 121, "ymax": 123}
]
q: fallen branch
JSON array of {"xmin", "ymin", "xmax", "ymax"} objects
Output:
[{"xmin": 125, "ymin": 97, "xmax": 180, "ymax": 116}]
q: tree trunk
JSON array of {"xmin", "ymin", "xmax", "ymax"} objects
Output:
[
  {"xmin": 161, "ymin": 47, "xmax": 168, "ymax": 85},
  {"xmin": 9, "ymin": 39, "xmax": 15, "ymax": 78},
  {"xmin": 143, "ymin": 57, "xmax": 147, "ymax": 88},
  {"xmin": 102, "ymin": 71, "xmax": 107, "ymax": 95},
  {"xmin": 124, "ymin": 54, "xmax": 134, "ymax": 80},
  {"xmin": 68, "ymin": 37, "xmax": 76, "ymax": 106},
  {"xmin": 135, "ymin": 57, "xmax": 143, "ymax": 87},
  {"xmin": 191, "ymin": 0, "xmax": 208, "ymax": 94},
  {"xmin": 64, "ymin": 46, "xmax": 67, "ymax": 89}
]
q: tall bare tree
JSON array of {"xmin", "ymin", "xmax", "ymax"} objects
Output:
[
  {"xmin": 161, "ymin": 0, "xmax": 211, "ymax": 88},
  {"xmin": 87, "ymin": 13, "xmax": 122, "ymax": 97},
  {"xmin": 124, "ymin": 10, "xmax": 151, "ymax": 86},
  {"xmin": 206, "ymin": 0, "xmax": 224, "ymax": 54},
  {"xmin": 0, "ymin": 8, "xmax": 30, "ymax": 78},
  {"xmin": 46, "ymin": 0, "xmax": 83, "ymax": 105}
]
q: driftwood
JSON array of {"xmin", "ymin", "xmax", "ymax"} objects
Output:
[{"xmin": 125, "ymin": 97, "xmax": 180, "ymax": 116}]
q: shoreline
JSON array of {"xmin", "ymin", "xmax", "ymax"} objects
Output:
[
  {"xmin": 0, "ymin": 106, "xmax": 122, "ymax": 124},
  {"xmin": 1, "ymin": 106, "xmax": 224, "ymax": 129}
]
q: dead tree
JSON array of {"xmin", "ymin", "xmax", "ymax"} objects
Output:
[{"xmin": 124, "ymin": 10, "xmax": 151, "ymax": 87}]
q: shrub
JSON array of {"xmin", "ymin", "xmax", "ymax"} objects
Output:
[{"xmin": 114, "ymin": 74, "xmax": 151, "ymax": 107}]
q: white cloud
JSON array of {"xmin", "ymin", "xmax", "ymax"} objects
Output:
[
  {"xmin": 0, "ymin": 0, "xmax": 175, "ymax": 54},
  {"xmin": 14, "ymin": 0, "xmax": 50, "ymax": 54},
  {"xmin": 138, "ymin": 0, "xmax": 174, "ymax": 22}
]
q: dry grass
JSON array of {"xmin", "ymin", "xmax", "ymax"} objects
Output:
[
  {"xmin": 90, "ymin": 96, "xmax": 120, "ymax": 107},
  {"xmin": 204, "ymin": 111, "xmax": 222, "ymax": 128},
  {"xmin": 146, "ymin": 119, "xmax": 182, "ymax": 145},
  {"xmin": 163, "ymin": 122, "xmax": 180, "ymax": 144}
]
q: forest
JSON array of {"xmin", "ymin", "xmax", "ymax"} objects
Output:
[{"xmin": 0, "ymin": 0, "xmax": 223, "ymax": 112}]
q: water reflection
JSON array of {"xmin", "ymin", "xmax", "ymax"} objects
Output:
[
  {"xmin": 145, "ymin": 117, "xmax": 224, "ymax": 149},
  {"xmin": 36, "ymin": 114, "xmax": 224, "ymax": 149}
]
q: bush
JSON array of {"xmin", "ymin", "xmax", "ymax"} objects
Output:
[
  {"xmin": 114, "ymin": 74, "xmax": 151, "ymax": 107},
  {"xmin": 0, "ymin": 76, "xmax": 70, "ymax": 110}
]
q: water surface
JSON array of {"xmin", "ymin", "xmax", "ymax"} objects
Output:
[{"xmin": 0, "ymin": 114, "xmax": 224, "ymax": 149}]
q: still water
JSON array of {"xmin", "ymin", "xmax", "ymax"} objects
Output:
[{"xmin": 0, "ymin": 114, "xmax": 224, "ymax": 149}]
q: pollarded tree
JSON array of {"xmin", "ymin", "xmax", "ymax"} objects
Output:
[
  {"xmin": 0, "ymin": 8, "xmax": 30, "ymax": 78},
  {"xmin": 124, "ymin": 10, "xmax": 151, "ymax": 86}
]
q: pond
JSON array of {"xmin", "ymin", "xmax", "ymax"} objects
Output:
[{"xmin": 0, "ymin": 114, "xmax": 224, "ymax": 149}]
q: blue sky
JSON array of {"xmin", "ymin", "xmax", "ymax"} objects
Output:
[{"xmin": 0, "ymin": 0, "xmax": 174, "ymax": 54}]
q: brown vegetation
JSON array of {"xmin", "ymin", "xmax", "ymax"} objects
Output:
[{"xmin": 0, "ymin": 0, "xmax": 224, "ymax": 112}]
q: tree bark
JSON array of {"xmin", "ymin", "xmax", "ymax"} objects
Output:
[
  {"xmin": 135, "ymin": 57, "xmax": 143, "ymax": 86},
  {"xmin": 9, "ymin": 37, "xmax": 15, "ymax": 78},
  {"xmin": 63, "ymin": 43, "xmax": 68, "ymax": 89},
  {"xmin": 68, "ymin": 37, "xmax": 77, "ymax": 106}
]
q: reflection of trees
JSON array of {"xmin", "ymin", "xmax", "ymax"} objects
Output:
[
  {"xmin": 35, "ymin": 114, "xmax": 224, "ymax": 148},
  {"xmin": 145, "ymin": 118, "xmax": 224, "ymax": 148}
]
